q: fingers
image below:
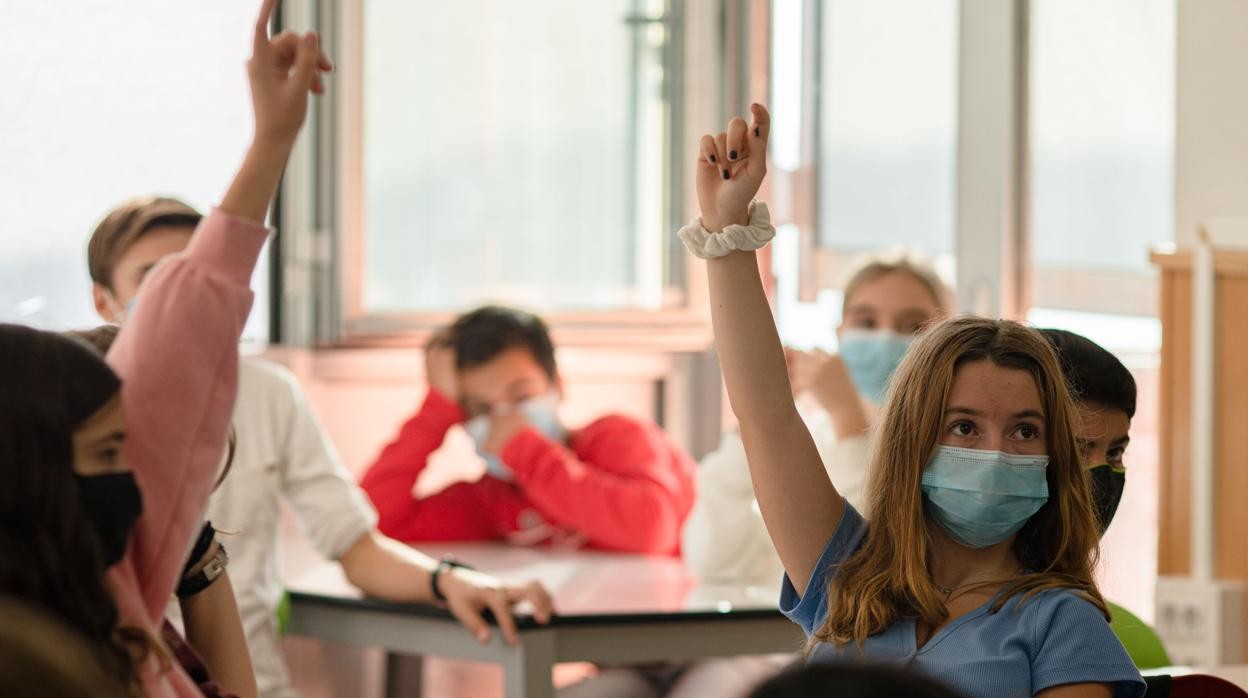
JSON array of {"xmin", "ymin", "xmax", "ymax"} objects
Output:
[
  {"xmin": 486, "ymin": 589, "xmax": 520, "ymax": 646},
  {"xmin": 713, "ymin": 132, "xmax": 730, "ymax": 180},
  {"xmin": 269, "ymin": 31, "xmax": 300, "ymax": 68},
  {"xmin": 747, "ymin": 103, "xmax": 771, "ymax": 179},
  {"xmin": 508, "ymin": 582, "xmax": 555, "ymax": 625},
  {"xmin": 253, "ymin": 0, "xmax": 279, "ymax": 52},
  {"xmin": 291, "ymin": 32, "xmax": 322, "ymax": 91},
  {"xmin": 749, "ymin": 102, "xmax": 771, "ymax": 141},
  {"xmin": 448, "ymin": 602, "xmax": 492, "ymax": 645},
  {"xmin": 698, "ymin": 134, "xmax": 719, "ymax": 170},
  {"xmin": 725, "ymin": 117, "xmax": 748, "ymax": 165}
]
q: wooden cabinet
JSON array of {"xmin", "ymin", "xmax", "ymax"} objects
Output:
[{"xmin": 1153, "ymin": 248, "xmax": 1248, "ymax": 654}]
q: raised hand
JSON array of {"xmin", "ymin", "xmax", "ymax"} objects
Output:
[
  {"xmin": 221, "ymin": 0, "xmax": 334, "ymax": 223},
  {"xmin": 696, "ymin": 103, "xmax": 771, "ymax": 232},
  {"xmin": 248, "ymin": 0, "xmax": 333, "ymax": 149},
  {"xmin": 788, "ymin": 349, "xmax": 869, "ymax": 438}
]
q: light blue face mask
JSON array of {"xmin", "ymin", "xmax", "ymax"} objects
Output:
[
  {"xmin": 109, "ymin": 292, "xmax": 139, "ymax": 325},
  {"xmin": 838, "ymin": 329, "xmax": 912, "ymax": 404},
  {"xmin": 921, "ymin": 446, "xmax": 1050, "ymax": 548},
  {"xmin": 464, "ymin": 393, "xmax": 566, "ymax": 481}
]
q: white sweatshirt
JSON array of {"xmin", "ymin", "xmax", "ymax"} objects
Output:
[
  {"xmin": 681, "ymin": 405, "xmax": 871, "ymax": 583},
  {"xmin": 170, "ymin": 356, "xmax": 377, "ymax": 698}
]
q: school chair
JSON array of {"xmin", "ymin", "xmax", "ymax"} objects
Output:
[
  {"xmin": 1144, "ymin": 674, "xmax": 1248, "ymax": 698},
  {"xmin": 1108, "ymin": 601, "xmax": 1171, "ymax": 669}
]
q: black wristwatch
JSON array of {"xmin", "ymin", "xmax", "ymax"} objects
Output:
[
  {"xmin": 177, "ymin": 543, "xmax": 229, "ymax": 599},
  {"xmin": 430, "ymin": 556, "xmax": 474, "ymax": 602}
]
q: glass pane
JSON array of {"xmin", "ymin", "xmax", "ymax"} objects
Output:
[
  {"xmin": 0, "ymin": 2, "xmax": 268, "ymax": 342},
  {"xmin": 362, "ymin": 0, "xmax": 669, "ymax": 314},
  {"xmin": 1030, "ymin": 0, "xmax": 1175, "ymax": 274},
  {"xmin": 817, "ymin": 0, "xmax": 958, "ymax": 253}
]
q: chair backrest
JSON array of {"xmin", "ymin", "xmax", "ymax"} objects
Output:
[
  {"xmin": 1170, "ymin": 674, "xmax": 1248, "ymax": 698},
  {"xmin": 1108, "ymin": 601, "xmax": 1172, "ymax": 669}
]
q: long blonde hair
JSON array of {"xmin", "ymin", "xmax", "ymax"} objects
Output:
[{"xmin": 815, "ymin": 317, "xmax": 1106, "ymax": 647}]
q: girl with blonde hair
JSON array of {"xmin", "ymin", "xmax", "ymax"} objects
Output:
[{"xmin": 677, "ymin": 103, "xmax": 1143, "ymax": 698}]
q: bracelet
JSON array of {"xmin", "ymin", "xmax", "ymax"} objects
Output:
[
  {"xmin": 677, "ymin": 201, "xmax": 775, "ymax": 259},
  {"xmin": 176, "ymin": 542, "xmax": 228, "ymax": 599},
  {"xmin": 430, "ymin": 556, "xmax": 474, "ymax": 603},
  {"xmin": 180, "ymin": 522, "xmax": 217, "ymax": 580}
]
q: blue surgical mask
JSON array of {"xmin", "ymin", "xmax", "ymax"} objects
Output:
[
  {"xmin": 464, "ymin": 393, "xmax": 566, "ymax": 481},
  {"xmin": 838, "ymin": 329, "xmax": 912, "ymax": 404},
  {"xmin": 921, "ymin": 446, "xmax": 1050, "ymax": 548},
  {"xmin": 109, "ymin": 292, "xmax": 138, "ymax": 325}
]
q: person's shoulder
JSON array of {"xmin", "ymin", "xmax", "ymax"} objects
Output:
[
  {"xmin": 238, "ymin": 354, "xmax": 302, "ymax": 396},
  {"xmin": 1013, "ymin": 587, "xmax": 1117, "ymax": 646}
]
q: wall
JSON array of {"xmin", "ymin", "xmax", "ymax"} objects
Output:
[{"xmin": 1175, "ymin": 0, "xmax": 1248, "ymax": 244}]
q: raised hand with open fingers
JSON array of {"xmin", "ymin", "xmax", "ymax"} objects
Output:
[
  {"xmin": 247, "ymin": 0, "xmax": 333, "ymax": 149},
  {"xmin": 696, "ymin": 103, "xmax": 771, "ymax": 232}
]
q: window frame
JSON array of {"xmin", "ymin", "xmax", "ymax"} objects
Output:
[{"xmin": 282, "ymin": 0, "xmax": 755, "ymax": 349}]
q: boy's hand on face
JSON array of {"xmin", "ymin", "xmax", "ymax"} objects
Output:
[
  {"xmin": 481, "ymin": 411, "xmax": 529, "ymax": 454},
  {"xmin": 425, "ymin": 331, "xmax": 460, "ymax": 403}
]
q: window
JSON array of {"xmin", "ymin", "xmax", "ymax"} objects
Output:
[
  {"xmin": 816, "ymin": 0, "xmax": 959, "ymax": 254},
  {"xmin": 351, "ymin": 0, "xmax": 676, "ymax": 319},
  {"xmin": 768, "ymin": 0, "xmax": 959, "ymax": 346},
  {"xmin": 1027, "ymin": 0, "xmax": 1175, "ymax": 330},
  {"xmin": 0, "ymin": 2, "xmax": 268, "ymax": 343}
]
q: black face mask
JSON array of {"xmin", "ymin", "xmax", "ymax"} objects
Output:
[
  {"xmin": 74, "ymin": 472, "xmax": 143, "ymax": 567},
  {"xmin": 1088, "ymin": 464, "xmax": 1126, "ymax": 534}
]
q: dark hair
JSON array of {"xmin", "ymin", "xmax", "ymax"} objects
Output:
[
  {"xmin": 749, "ymin": 663, "xmax": 966, "ymax": 698},
  {"xmin": 0, "ymin": 324, "xmax": 144, "ymax": 694},
  {"xmin": 448, "ymin": 305, "xmax": 558, "ymax": 378},
  {"xmin": 0, "ymin": 595, "xmax": 129, "ymax": 698},
  {"xmin": 1040, "ymin": 329, "xmax": 1137, "ymax": 419},
  {"xmin": 87, "ymin": 196, "xmax": 202, "ymax": 290},
  {"xmin": 66, "ymin": 325, "xmax": 237, "ymax": 491}
]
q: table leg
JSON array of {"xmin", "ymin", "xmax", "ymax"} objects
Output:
[
  {"xmin": 384, "ymin": 652, "xmax": 424, "ymax": 698},
  {"xmin": 502, "ymin": 629, "xmax": 557, "ymax": 698}
]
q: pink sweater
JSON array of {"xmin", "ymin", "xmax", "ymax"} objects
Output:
[{"xmin": 104, "ymin": 209, "xmax": 268, "ymax": 697}]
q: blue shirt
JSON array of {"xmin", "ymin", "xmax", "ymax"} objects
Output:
[{"xmin": 780, "ymin": 503, "xmax": 1146, "ymax": 698}]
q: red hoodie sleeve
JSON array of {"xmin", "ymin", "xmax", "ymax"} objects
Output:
[
  {"xmin": 359, "ymin": 390, "xmax": 497, "ymax": 541},
  {"xmin": 500, "ymin": 415, "xmax": 696, "ymax": 555}
]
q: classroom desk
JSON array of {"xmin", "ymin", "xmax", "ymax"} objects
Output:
[{"xmin": 285, "ymin": 543, "xmax": 803, "ymax": 698}]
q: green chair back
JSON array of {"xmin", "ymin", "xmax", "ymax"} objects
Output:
[
  {"xmin": 277, "ymin": 589, "xmax": 292, "ymax": 636},
  {"xmin": 1109, "ymin": 601, "xmax": 1171, "ymax": 669}
]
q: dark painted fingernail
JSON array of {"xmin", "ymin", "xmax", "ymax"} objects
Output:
[
  {"xmin": 722, "ymin": 169, "xmax": 730, "ymax": 180},
  {"xmin": 709, "ymin": 154, "xmax": 716, "ymax": 163},
  {"xmin": 729, "ymin": 150, "xmax": 738, "ymax": 160},
  {"xmin": 754, "ymin": 126, "xmax": 760, "ymax": 137}
]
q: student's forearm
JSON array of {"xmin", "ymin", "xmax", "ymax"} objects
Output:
[
  {"xmin": 219, "ymin": 137, "xmax": 296, "ymax": 224},
  {"xmin": 179, "ymin": 570, "xmax": 258, "ymax": 698},
  {"xmin": 706, "ymin": 251, "xmax": 843, "ymax": 594},
  {"xmin": 339, "ymin": 531, "xmax": 438, "ymax": 603}
]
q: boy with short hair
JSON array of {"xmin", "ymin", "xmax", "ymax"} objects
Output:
[
  {"xmin": 1040, "ymin": 328, "xmax": 1137, "ymax": 532},
  {"xmin": 361, "ymin": 305, "xmax": 697, "ymax": 555},
  {"xmin": 87, "ymin": 198, "xmax": 552, "ymax": 698}
]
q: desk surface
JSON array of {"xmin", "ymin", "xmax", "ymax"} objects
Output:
[{"xmin": 287, "ymin": 542, "xmax": 785, "ymax": 627}]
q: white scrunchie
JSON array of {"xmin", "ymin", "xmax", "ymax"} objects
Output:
[{"xmin": 677, "ymin": 201, "xmax": 776, "ymax": 259}]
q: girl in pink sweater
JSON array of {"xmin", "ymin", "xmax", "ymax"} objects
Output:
[{"xmin": 0, "ymin": 1, "xmax": 328, "ymax": 694}]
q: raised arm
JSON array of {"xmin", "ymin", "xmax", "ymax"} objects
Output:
[
  {"xmin": 107, "ymin": 0, "xmax": 331, "ymax": 620},
  {"xmin": 692, "ymin": 104, "xmax": 844, "ymax": 594}
]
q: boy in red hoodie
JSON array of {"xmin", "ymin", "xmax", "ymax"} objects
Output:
[{"xmin": 361, "ymin": 306, "xmax": 696, "ymax": 556}]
